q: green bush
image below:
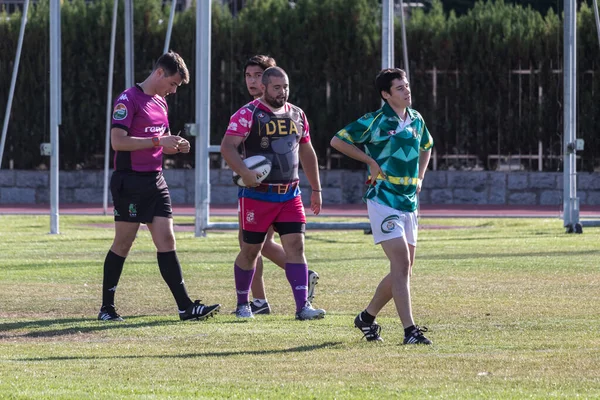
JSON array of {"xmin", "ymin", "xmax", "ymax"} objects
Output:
[{"xmin": 0, "ymin": 0, "xmax": 598, "ymax": 170}]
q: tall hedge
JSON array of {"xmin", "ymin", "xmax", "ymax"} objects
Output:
[{"xmin": 0, "ymin": 0, "xmax": 599, "ymax": 171}]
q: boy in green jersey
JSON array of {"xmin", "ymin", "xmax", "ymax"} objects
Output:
[{"xmin": 331, "ymin": 68, "xmax": 433, "ymax": 344}]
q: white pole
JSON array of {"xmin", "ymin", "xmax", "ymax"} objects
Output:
[
  {"xmin": 399, "ymin": 0, "xmax": 410, "ymax": 82},
  {"xmin": 124, "ymin": 0, "xmax": 134, "ymax": 88},
  {"xmin": 195, "ymin": 0, "xmax": 211, "ymax": 237},
  {"xmin": 0, "ymin": 0, "xmax": 30, "ymax": 168},
  {"xmin": 50, "ymin": 0, "xmax": 61, "ymax": 234},
  {"xmin": 563, "ymin": 0, "xmax": 579, "ymax": 229},
  {"xmin": 381, "ymin": 0, "xmax": 394, "ymax": 69},
  {"xmin": 103, "ymin": 0, "xmax": 119, "ymax": 215},
  {"xmin": 538, "ymin": 140, "xmax": 542, "ymax": 172},
  {"xmin": 163, "ymin": 0, "xmax": 177, "ymax": 54},
  {"xmin": 594, "ymin": 0, "xmax": 600, "ymax": 51}
]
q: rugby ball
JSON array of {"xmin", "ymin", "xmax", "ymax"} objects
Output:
[{"xmin": 232, "ymin": 155, "xmax": 272, "ymax": 187}]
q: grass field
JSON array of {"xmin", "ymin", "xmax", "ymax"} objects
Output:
[{"xmin": 1, "ymin": 214, "xmax": 599, "ymax": 399}]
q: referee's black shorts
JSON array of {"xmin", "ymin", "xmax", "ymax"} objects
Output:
[{"xmin": 110, "ymin": 170, "xmax": 172, "ymax": 223}]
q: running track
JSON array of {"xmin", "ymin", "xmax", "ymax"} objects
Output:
[{"xmin": 2, "ymin": 203, "xmax": 600, "ymax": 218}]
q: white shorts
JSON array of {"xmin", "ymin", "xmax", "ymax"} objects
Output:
[{"xmin": 367, "ymin": 199, "xmax": 418, "ymax": 246}]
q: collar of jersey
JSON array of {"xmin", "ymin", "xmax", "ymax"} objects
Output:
[
  {"xmin": 382, "ymin": 102, "xmax": 416, "ymax": 122},
  {"xmin": 252, "ymin": 98, "xmax": 290, "ymax": 114}
]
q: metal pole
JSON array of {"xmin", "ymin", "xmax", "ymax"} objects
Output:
[
  {"xmin": 57, "ymin": 0, "xmax": 62, "ymax": 126},
  {"xmin": 399, "ymin": 0, "xmax": 410, "ymax": 82},
  {"xmin": 0, "ymin": 0, "xmax": 29, "ymax": 169},
  {"xmin": 103, "ymin": 0, "xmax": 119, "ymax": 215},
  {"xmin": 381, "ymin": 0, "xmax": 394, "ymax": 69},
  {"xmin": 563, "ymin": 0, "xmax": 579, "ymax": 229},
  {"xmin": 163, "ymin": 0, "xmax": 177, "ymax": 54},
  {"xmin": 594, "ymin": 0, "xmax": 600, "ymax": 51},
  {"xmin": 195, "ymin": 0, "xmax": 211, "ymax": 237},
  {"xmin": 124, "ymin": 0, "xmax": 134, "ymax": 88},
  {"xmin": 49, "ymin": 0, "xmax": 61, "ymax": 234}
]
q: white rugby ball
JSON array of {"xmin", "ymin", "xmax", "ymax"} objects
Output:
[{"xmin": 233, "ymin": 155, "xmax": 272, "ymax": 187}]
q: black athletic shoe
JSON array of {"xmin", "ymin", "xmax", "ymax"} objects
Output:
[
  {"xmin": 250, "ymin": 300, "xmax": 271, "ymax": 315},
  {"xmin": 179, "ymin": 300, "xmax": 221, "ymax": 321},
  {"xmin": 98, "ymin": 305, "xmax": 124, "ymax": 321},
  {"xmin": 354, "ymin": 313, "xmax": 383, "ymax": 342},
  {"xmin": 403, "ymin": 326, "xmax": 432, "ymax": 345}
]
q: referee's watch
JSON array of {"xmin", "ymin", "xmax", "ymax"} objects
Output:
[{"xmin": 152, "ymin": 137, "xmax": 161, "ymax": 147}]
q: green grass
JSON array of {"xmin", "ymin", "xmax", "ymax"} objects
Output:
[{"xmin": 1, "ymin": 215, "xmax": 599, "ymax": 399}]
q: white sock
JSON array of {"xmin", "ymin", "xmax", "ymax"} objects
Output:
[{"xmin": 252, "ymin": 298, "xmax": 267, "ymax": 306}]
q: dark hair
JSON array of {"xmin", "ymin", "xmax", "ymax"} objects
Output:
[
  {"xmin": 261, "ymin": 66, "xmax": 287, "ymax": 86},
  {"xmin": 244, "ymin": 55, "xmax": 276, "ymax": 74},
  {"xmin": 154, "ymin": 51, "xmax": 190, "ymax": 84},
  {"xmin": 375, "ymin": 68, "xmax": 407, "ymax": 101}
]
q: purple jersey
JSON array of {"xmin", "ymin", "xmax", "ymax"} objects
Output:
[{"xmin": 111, "ymin": 85, "xmax": 170, "ymax": 172}]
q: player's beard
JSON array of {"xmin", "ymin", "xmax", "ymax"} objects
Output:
[{"xmin": 263, "ymin": 92, "xmax": 287, "ymax": 108}]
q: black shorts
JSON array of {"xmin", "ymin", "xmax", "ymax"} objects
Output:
[{"xmin": 111, "ymin": 171, "xmax": 172, "ymax": 223}]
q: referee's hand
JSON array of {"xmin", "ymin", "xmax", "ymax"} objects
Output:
[{"xmin": 176, "ymin": 138, "xmax": 190, "ymax": 153}]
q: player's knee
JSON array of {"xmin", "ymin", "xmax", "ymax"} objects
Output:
[
  {"xmin": 111, "ymin": 240, "xmax": 134, "ymax": 256},
  {"xmin": 262, "ymin": 239, "xmax": 280, "ymax": 254},
  {"xmin": 240, "ymin": 245, "xmax": 262, "ymax": 263},
  {"xmin": 283, "ymin": 239, "xmax": 304, "ymax": 258}
]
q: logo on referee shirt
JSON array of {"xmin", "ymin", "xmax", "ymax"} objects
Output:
[
  {"xmin": 113, "ymin": 103, "xmax": 127, "ymax": 120},
  {"xmin": 381, "ymin": 215, "xmax": 399, "ymax": 234}
]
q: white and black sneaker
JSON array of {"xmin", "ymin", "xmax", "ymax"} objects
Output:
[
  {"xmin": 295, "ymin": 303, "xmax": 326, "ymax": 320},
  {"xmin": 235, "ymin": 302, "xmax": 254, "ymax": 318},
  {"xmin": 98, "ymin": 305, "xmax": 124, "ymax": 321},
  {"xmin": 250, "ymin": 300, "xmax": 271, "ymax": 315},
  {"xmin": 307, "ymin": 269, "xmax": 319, "ymax": 303},
  {"xmin": 354, "ymin": 313, "xmax": 383, "ymax": 342},
  {"xmin": 403, "ymin": 326, "xmax": 432, "ymax": 345},
  {"xmin": 179, "ymin": 300, "xmax": 221, "ymax": 321}
]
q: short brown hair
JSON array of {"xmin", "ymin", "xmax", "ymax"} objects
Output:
[
  {"xmin": 244, "ymin": 55, "xmax": 276, "ymax": 74},
  {"xmin": 154, "ymin": 51, "xmax": 190, "ymax": 84},
  {"xmin": 375, "ymin": 68, "xmax": 407, "ymax": 101}
]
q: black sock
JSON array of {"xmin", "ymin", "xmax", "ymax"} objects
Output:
[
  {"xmin": 102, "ymin": 250, "xmax": 126, "ymax": 307},
  {"xmin": 157, "ymin": 251, "xmax": 192, "ymax": 311},
  {"xmin": 360, "ymin": 310, "xmax": 376, "ymax": 324},
  {"xmin": 404, "ymin": 325, "xmax": 416, "ymax": 337}
]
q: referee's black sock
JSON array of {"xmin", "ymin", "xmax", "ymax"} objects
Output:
[
  {"xmin": 102, "ymin": 250, "xmax": 126, "ymax": 307},
  {"xmin": 360, "ymin": 310, "xmax": 376, "ymax": 325},
  {"xmin": 157, "ymin": 250, "xmax": 192, "ymax": 311}
]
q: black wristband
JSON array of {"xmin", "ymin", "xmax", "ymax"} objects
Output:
[{"xmin": 312, "ymin": 189, "xmax": 322, "ymax": 192}]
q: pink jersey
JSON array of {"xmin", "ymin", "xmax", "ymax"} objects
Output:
[
  {"xmin": 225, "ymin": 99, "xmax": 310, "ymax": 143},
  {"xmin": 111, "ymin": 85, "xmax": 170, "ymax": 172}
]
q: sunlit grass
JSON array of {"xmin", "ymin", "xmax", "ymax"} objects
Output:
[{"xmin": 1, "ymin": 215, "xmax": 599, "ymax": 399}]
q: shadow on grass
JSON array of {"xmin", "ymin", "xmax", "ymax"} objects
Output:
[
  {"xmin": 0, "ymin": 316, "xmax": 178, "ymax": 337},
  {"xmin": 10, "ymin": 341, "xmax": 344, "ymax": 361}
]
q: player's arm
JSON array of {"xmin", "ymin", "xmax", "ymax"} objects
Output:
[
  {"xmin": 299, "ymin": 141, "xmax": 322, "ymax": 215},
  {"xmin": 330, "ymin": 136, "xmax": 385, "ymax": 185},
  {"xmin": 417, "ymin": 149, "xmax": 431, "ymax": 193},
  {"xmin": 111, "ymin": 128, "xmax": 181, "ymax": 152},
  {"xmin": 220, "ymin": 135, "xmax": 259, "ymax": 187}
]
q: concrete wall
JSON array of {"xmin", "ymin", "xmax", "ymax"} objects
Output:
[{"xmin": 2, "ymin": 169, "xmax": 600, "ymax": 205}]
